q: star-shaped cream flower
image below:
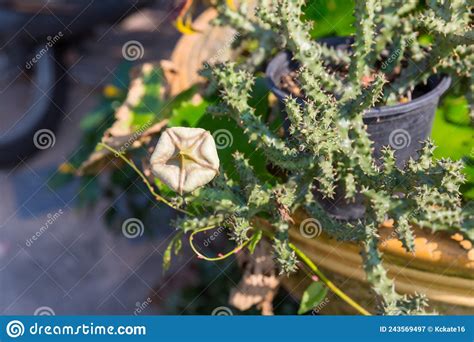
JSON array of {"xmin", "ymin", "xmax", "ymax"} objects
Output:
[{"xmin": 150, "ymin": 127, "xmax": 220, "ymax": 194}]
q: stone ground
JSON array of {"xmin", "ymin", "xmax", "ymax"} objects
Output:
[{"xmin": 0, "ymin": 3, "xmax": 190, "ymax": 315}]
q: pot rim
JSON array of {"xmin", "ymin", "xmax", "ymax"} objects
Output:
[{"xmin": 265, "ymin": 50, "xmax": 452, "ymax": 119}]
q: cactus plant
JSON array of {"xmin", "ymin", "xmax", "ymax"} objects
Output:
[
  {"xmin": 165, "ymin": 0, "xmax": 473, "ymax": 314},
  {"xmin": 73, "ymin": 0, "xmax": 473, "ymax": 315}
]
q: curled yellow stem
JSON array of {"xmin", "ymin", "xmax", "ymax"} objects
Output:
[
  {"xmin": 174, "ymin": 0, "xmax": 200, "ymax": 35},
  {"xmin": 189, "ymin": 225, "xmax": 253, "ymax": 261},
  {"xmin": 175, "ymin": 16, "xmax": 200, "ymax": 35}
]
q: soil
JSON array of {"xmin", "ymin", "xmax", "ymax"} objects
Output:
[
  {"xmin": 279, "ymin": 64, "xmax": 413, "ymax": 105},
  {"xmin": 280, "ymin": 70, "xmax": 304, "ymax": 98}
]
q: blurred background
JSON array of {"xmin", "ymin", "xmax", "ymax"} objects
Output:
[
  {"xmin": 0, "ymin": 0, "xmax": 203, "ymax": 316},
  {"xmin": 0, "ymin": 0, "xmax": 471, "ymax": 316}
]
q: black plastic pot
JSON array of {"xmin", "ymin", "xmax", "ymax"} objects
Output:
[
  {"xmin": 0, "ymin": 0, "xmax": 153, "ymax": 167},
  {"xmin": 0, "ymin": 1, "xmax": 152, "ymax": 40},
  {"xmin": 265, "ymin": 38, "xmax": 451, "ymax": 220},
  {"xmin": 0, "ymin": 47, "xmax": 68, "ymax": 167}
]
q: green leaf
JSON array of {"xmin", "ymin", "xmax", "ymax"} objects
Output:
[
  {"xmin": 304, "ymin": 0, "xmax": 355, "ymax": 38},
  {"xmin": 432, "ymin": 95, "xmax": 474, "ymax": 199},
  {"xmin": 163, "ymin": 244, "xmax": 173, "ymax": 274},
  {"xmin": 126, "ymin": 67, "xmax": 198, "ymax": 130},
  {"xmin": 174, "ymin": 237, "xmax": 182, "ymax": 256},
  {"xmin": 297, "ymin": 281, "xmax": 328, "ymax": 315},
  {"xmin": 247, "ymin": 230, "xmax": 263, "ymax": 254},
  {"xmin": 128, "ymin": 67, "xmax": 165, "ymax": 128},
  {"xmin": 249, "ymin": 77, "xmax": 270, "ymax": 119},
  {"xmin": 163, "ymin": 232, "xmax": 183, "ymax": 273},
  {"xmin": 153, "ymin": 178, "xmax": 177, "ymax": 198},
  {"xmin": 168, "ymin": 96, "xmax": 210, "ymax": 127}
]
